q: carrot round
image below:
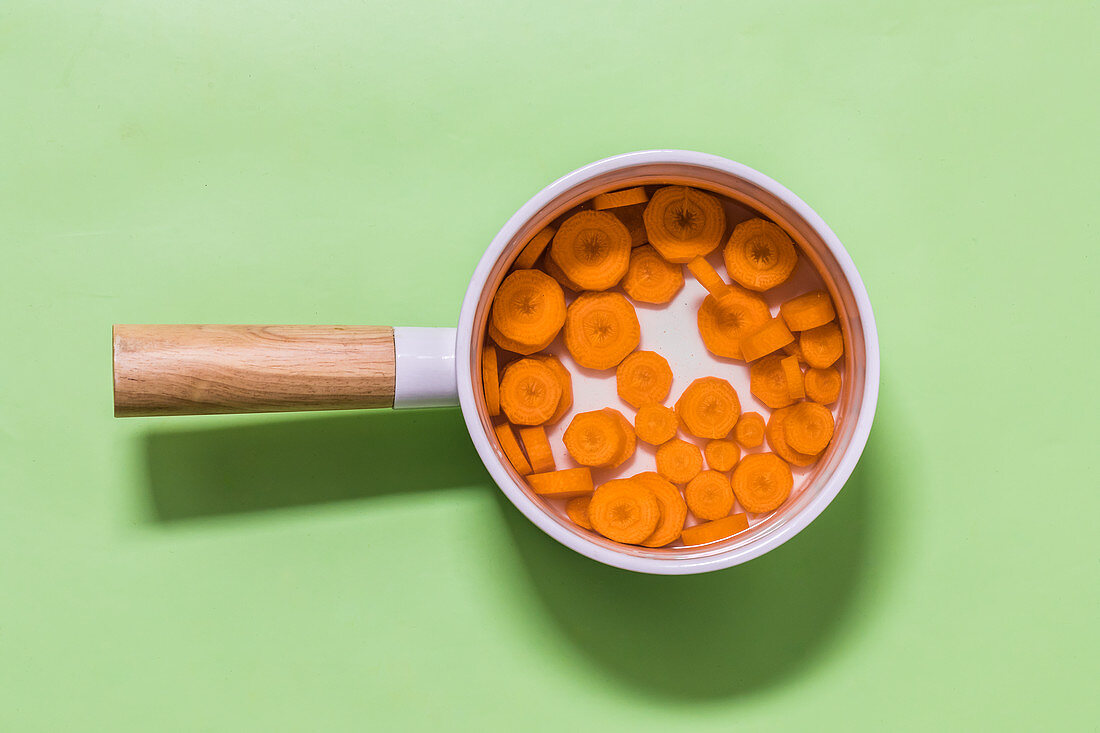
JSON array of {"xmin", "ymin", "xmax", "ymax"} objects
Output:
[
  {"xmin": 549, "ymin": 210, "xmax": 632, "ymax": 291},
  {"xmin": 614, "ymin": 203, "xmax": 649, "ymax": 247},
  {"xmin": 765, "ymin": 406, "xmax": 819, "ymax": 467},
  {"xmin": 805, "ymin": 366, "xmax": 841, "ymax": 405},
  {"xmin": 513, "ymin": 225, "xmax": 557, "ymax": 270},
  {"xmin": 634, "ymin": 403, "xmax": 679, "ymax": 445},
  {"xmin": 655, "ymin": 438, "xmax": 703, "ymax": 484},
  {"xmin": 535, "ymin": 355, "xmax": 573, "ymax": 423},
  {"xmin": 482, "ymin": 344, "xmax": 500, "ymax": 417},
  {"xmin": 780, "ymin": 289, "xmax": 835, "ymax": 331},
  {"xmin": 696, "ymin": 287, "xmax": 770, "ymax": 359},
  {"xmin": 634, "ymin": 472, "xmax": 688, "ymax": 547},
  {"xmin": 616, "ymin": 350, "xmax": 673, "ymax": 408},
  {"xmin": 588, "ymin": 478, "xmax": 661, "ymax": 545},
  {"xmin": 490, "ymin": 269, "xmax": 566, "ymax": 354},
  {"xmin": 593, "ymin": 186, "xmax": 649, "ymax": 210},
  {"xmin": 680, "ymin": 513, "xmax": 749, "ymax": 546},
  {"xmin": 643, "ymin": 186, "xmax": 726, "ymax": 263},
  {"xmin": 565, "ymin": 495, "xmax": 593, "ymax": 529},
  {"xmin": 494, "ymin": 422, "xmax": 532, "ymax": 476},
  {"xmin": 740, "ymin": 318, "xmax": 795, "ymax": 362},
  {"xmin": 733, "ymin": 412, "xmax": 765, "ymax": 448},
  {"xmin": 604, "ymin": 408, "xmax": 637, "ymax": 469},
  {"xmin": 731, "ymin": 453, "xmax": 793, "ymax": 513},
  {"xmin": 563, "ymin": 408, "xmax": 632, "ymax": 468},
  {"xmin": 723, "ymin": 218, "xmax": 797, "ymax": 291},
  {"xmin": 675, "ymin": 376, "xmax": 741, "ymax": 440},
  {"xmin": 800, "ymin": 322, "xmax": 843, "ymax": 368},
  {"xmin": 784, "ymin": 402, "xmax": 835, "ymax": 455},
  {"xmin": 685, "ymin": 470, "xmax": 735, "ymax": 521},
  {"xmin": 704, "ymin": 439, "xmax": 740, "ymax": 472},
  {"xmin": 781, "ymin": 355, "xmax": 805, "ymax": 400},
  {"xmin": 686, "ymin": 256, "xmax": 728, "ymax": 299},
  {"xmin": 518, "ymin": 426, "xmax": 556, "ymax": 473},
  {"xmin": 749, "ymin": 354, "xmax": 796, "ymax": 409},
  {"xmin": 527, "ymin": 467, "xmax": 594, "ymax": 498},
  {"xmin": 564, "ymin": 291, "xmax": 640, "ymax": 370},
  {"xmin": 621, "ymin": 244, "xmax": 683, "ymax": 304},
  {"xmin": 499, "ymin": 358, "xmax": 563, "ymax": 426}
]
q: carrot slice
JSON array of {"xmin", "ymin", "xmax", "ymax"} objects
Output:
[
  {"xmin": 781, "ymin": 355, "xmax": 805, "ymax": 400},
  {"xmin": 549, "ymin": 210, "xmax": 632, "ymax": 291},
  {"xmin": 616, "ymin": 350, "xmax": 673, "ymax": 408},
  {"xmin": 563, "ymin": 409, "xmax": 631, "ymax": 468},
  {"xmin": 604, "ymin": 408, "xmax": 637, "ymax": 469},
  {"xmin": 527, "ymin": 467, "xmax": 593, "ymax": 498},
  {"xmin": 675, "ymin": 377, "xmax": 741, "ymax": 439},
  {"xmin": 685, "ymin": 470, "xmax": 735, "ymax": 521},
  {"xmin": 732, "ymin": 453, "xmax": 793, "ymax": 513},
  {"xmin": 588, "ymin": 477, "xmax": 661, "ymax": 544},
  {"xmin": 542, "ymin": 251, "xmax": 582, "ymax": 292},
  {"xmin": 783, "ymin": 340, "xmax": 805, "ymax": 362},
  {"xmin": 534, "ymin": 355, "xmax": 573, "ymax": 423},
  {"xmin": 614, "ymin": 203, "xmax": 649, "ymax": 247},
  {"xmin": 680, "ymin": 513, "xmax": 749, "ymax": 546},
  {"xmin": 740, "ymin": 318, "xmax": 795, "ymax": 362},
  {"xmin": 686, "ymin": 256, "xmax": 728, "ymax": 299},
  {"xmin": 564, "ymin": 292, "xmax": 640, "ymax": 370},
  {"xmin": 656, "ymin": 438, "xmax": 703, "ymax": 484},
  {"xmin": 494, "ymin": 422, "xmax": 532, "ymax": 476},
  {"xmin": 565, "ymin": 495, "xmax": 593, "ymax": 529},
  {"xmin": 765, "ymin": 407, "xmax": 819, "ymax": 467},
  {"xmin": 499, "ymin": 358, "xmax": 563, "ymax": 426},
  {"xmin": 634, "ymin": 403, "xmax": 679, "ymax": 445},
  {"xmin": 643, "ymin": 186, "xmax": 726, "ymax": 263},
  {"xmin": 723, "ymin": 218, "xmax": 797, "ymax": 291},
  {"xmin": 593, "ymin": 186, "xmax": 649, "ymax": 210},
  {"xmin": 696, "ymin": 287, "xmax": 770, "ymax": 359},
  {"xmin": 805, "ymin": 366, "xmax": 841, "ymax": 405},
  {"xmin": 490, "ymin": 269, "xmax": 566, "ymax": 354},
  {"xmin": 800, "ymin": 322, "xmax": 843, "ymax": 368},
  {"xmin": 513, "ymin": 225, "xmax": 557, "ymax": 270},
  {"xmin": 634, "ymin": 472, "xmax": 688, "ymax": 547},
  {"xmin": 482, "ymin": 345, "xmax": 500, "ymax": 417},
  {"xmin": 749, "ymin": 353, "xmax": 796, "ymax": 409},
  {"xmin": 518, "ymin": 426, "xmax": 556, "ymax": 473},
  {"xmin": 704, "ymin": 439, "xmax": 740, "ymax": 472},
  {"xmin": 784, "ymin": 402, "xmax": 834, "ymax": 455},
  {"xmin": 780, "ymin": 289, "xmax": 835, "ymax": 331},
  {"xmin": 621, "ymin": 244, "xmax": 684, "ymax": 304},
  {"xmin": 733, "ymin": 412, "xmax": 765, "ymax": 449}
]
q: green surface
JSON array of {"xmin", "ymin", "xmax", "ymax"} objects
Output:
[{"xmin": 2, "ymin": 1, "xmax": 1098, "ymax": 730}]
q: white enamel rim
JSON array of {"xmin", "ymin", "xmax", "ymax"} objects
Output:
[{"xmin": 457, "ymin": 150, "xmax": 880, "ymax": 575}]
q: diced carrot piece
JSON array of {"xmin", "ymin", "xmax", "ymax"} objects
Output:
[
  {"xmin": 494, "ymin": 422, "xmax": 532, "ymax": 476},
  {"xmin": 781, "ymin": 355, "xmax": 805, "ymax": 399},
  {"xmin": 780, "ymin": 289, "xmax": 835, "ymax": 331},
  {"xmin": 740, "ymin": 318, "xmax": 794, "ymax": 362},
  {"xmin": 482, "ymin": 345, "xmax": 500, "ymax": 416},
  {"xmin": 686, "ymin": 256, "xmax": 728, "ymax": 299},
  {"xmin": 681, "ymin": 513, "xmax": 749, "ymax": 546},
  {"xmin": 518, "ymin": 426, "xmax": 556, "ymax": 473},
  {"xmin": 593, "ymin": 186, "xmax": 649, "ymax": 210},
  {"xmin": 527, "ymin": 467, "xmax": 593, "ymax": 498}
]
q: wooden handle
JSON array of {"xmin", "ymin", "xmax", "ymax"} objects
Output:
[{"xmin": 113, "ymin": 325, "xmax": 396, "ymax": 416}]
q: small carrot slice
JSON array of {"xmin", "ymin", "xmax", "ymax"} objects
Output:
[
  {"xmin": 499, "ymin": 358, "xmax": 563, "ymax": 426},
  {"xmin": 604, "ymin": 408, "xmax": 637, "ymax": 469},
  {"xmin": 696, "ymin": 287, "xmax": 770, "ymax": 359},
  {"xmin": 549, "ymin": 210, "xmax": 632, "ymax": 291},
  {"xmin": 704, "ymin": 439, "xmax": 740, "ymax": 472},
  {"xmin": 494, "ymin": 422, "xmax": 532, "ymax": 476},
  {"xmin": 732, "ymin": 453, "xmax": 793, "ymax": 513},
  {"xmin": 621, "ymin": 244, "xmax": 684, "ymax": 304},
  {"xmin": 680, "ymin": 513, "xmax": 749, "ymax": 546},
  {"xmin": 685, "ymin": 470, "xmax": 735, "ymax": 521},
  {"xmin": 482, "ymin": 344, "xmax": 500, "ymax": 416},
  {"xmin": 780, "ymin": 290, "xmax": 835, "ymax": 331},
  {"xmin": 565, "ymin": 495, "xmax": 593, "ymax": 529},
  {"xmin": 656, "ymin": 438, "xmax": 703, "ymax": 484},
  {"xmin": 749, "ymin": 353, "xmax": 796, "ymax": 409},
  {"xmin": 634, "ymin": 472, "xmax": 688, "ymax": 547},
  {"xmin": 800, "ymin": 322, "xmax": 843, "ymax": 368},
  {"xmin": 616, "ymin": 350, "xmax": 673, "ymax": 408},
  {"xmin": 534, "ymin": 355, "xmax": 573, "ymax": 423},
  {"xmin": 724, "ymin": 218, "xmax": 797, "ymax": 291},
  {"xmin": 563, "ymin": 409, "xmax": 625, "ymax": 468},
  {"xmin": 593, "ymin": 186, "xmax": 649, "ymax": 210},
  {"xmin": 675, "ymin": 377, "xmax": 741, "ymax": 440},
  {"xmin": 805, "ymin": 366, "xmax": 841, "ymax": 405},
  {"xmin": 564, "ymin": 292, "xmax": 640, "ymax": 370},
  {"xmin": 733, "ymin": 412, "xmax": 765, "ymax": 449},
  {"xmin": 518, "ymin": 426, "xmax": 556, "ymax": 473},
  {"xmin": 542, "ymin": 251, "xmax": 582, "ymax": 292},
  {"xmin": 643, "ymin": 186, "xmax": 727, "ymax": 263},
  {"xmin": 490, "ymin": 269, "xmax": 566, "ymax": 354},
  {"xmin": 765, "ymin": 407, "xmax": 819, "ymax": 467},
  {"xmin": 513, "ymin": 225, "xmax": 557, "ymax": 270},
  {"xmin": 528, "ymin": 467, "xmax": 593, "ymax": 498},
  {"xmin": 588, "ymin": 478, "xmax": 661, "ymax": 545},
  {"xmin": 614, "ymin": 203, "xmax": 649, "ymax": 247},
  {"xmin": 634, "ymin": 403, "xmax": 679, "ymax": 445},
  {"xmin": 781, "ymin": 355, "xmax": 805, "ymax": 399},
  {"xmin": 686, "ymin": 256, "xmax": 728, "ymax": 299},
  {"xmin": 740, "ymin": 318, "xmax": 795, "ymax": 362},
  {"xmin": 784, "ymin": 402, "xmax": 835, "ymax": 455}
]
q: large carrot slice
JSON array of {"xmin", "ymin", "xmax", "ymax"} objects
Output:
[
  {"xmin": 549, "ymin": 210, "xmax": 632, "ymax": 291},
  {"xmin": 731, "ymin": 453, "xmax": 793, "ymax": 513},
  {"xmin": 733, "ymin": 412, "xmax": 765, "ymax": 448},
  {"xmin": 704, "ymin": 439, "xmax": 740, "ymax": 472},
  {"xmin": 527, "ymin": 467, "xmax": 593, "ymax": 498},
  {"xmin": 564, "ymin": 292, "xmax": 640, "ymax": 370},
  {"xmin": 656, "ymin": 438, "xmax": 703, "ymax": 484},
  {"xmin": 643, "ymin": 186, "xmax": 726, "ymax": 263},
  {"xmin": 588, "ymin": 477, "xmax": 660, "ymax": 544},
  {"xmin": 800, "ymin": 322, "xmax": 843, "ymax": 368},
  {"xmin": 805, "ymin": 366, "xmax": 841, "ymax": 405},
  {"xmin": 593, "ymin": 186, "xmax": 649, "ymax": 210},
  {"xmin": 482, "ymin": 344, "xmax": 500, "ymax": 417},
  {"xmin": 680, "ymin": 513, "xmax": 749, "ymax": 546},
  {"xmin": 494, "ymin": 422, "xmax": 532, "ymax": 476},
  {"xmin": 490, "ymin": 269, "xmax": 566, "ymax": 354},
  {"xmin": 621, "ymin": 244, "xmax": 684, "ymax": 304},
  {"xmin": 499, "ymin": 358, "xmax": 563, "ymax": 426},
  {"xmin": 616, "ymin": 350, "xmax": 673, "ymax": 408},
  {"xmin": 513, "ymin": 225, "xmax": 557, "ymax": 270},
  {"xmin": 686, "ymin": 256, "xmax": 728, "ymax": 299},
  {"xmin": 518, "ymin": 426, "xmax": 556, "ymax": 473},
  {"xmin": 781, "ymin": 355, "xmax": 805, "ymax": 400},
  {"xmin": 565, "ymin": 495, "xmax": 593, "ymax": 529},
  {"xmin": 780, "ymin": 290, "xmax": 835, "ymax": 331},
  {"xmin": 675, "ymin": 376, "xmax": 741, "ymax": 439},
  {"xmin": 696, "ymin": 287, "xmax": 770, "ymax": 359},
  {"xmin": 534, "ymin": 355, "xmax": 573, "ymax": 423},
  {"xmin": 749, "ymin": 353, "xmax": 796, "ymax": 409},
  {"xmin": 685, "ymin": 470, "xmax": 735, "ymax": 521},
  {"xmin": 634, "ymin": 472, "xmax": 688, "ymax": 548},
  {"xmin": 634, "ymin": 403, "xmax": 679, "ymax": 445},
  {"xmin": 740, "ymin": 318, "xmax": 795, "ymax": 362},
  {"xmin": 784, "ymin": 402, "xmax": 834, "ymax": 455},
  {"xmin": 765, "ymin": 406, "xmax": 819, "ymax": 467},
  {"xmin": 723, "ymin": 218, "xmax": 797, "ymax": 291}
]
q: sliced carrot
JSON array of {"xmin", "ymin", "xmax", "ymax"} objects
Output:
[
  {"xmin": 534, "ymin": 355, "xmax": 573, "ymax": 423},
  {"xmin": 527, "ymin": 467, "xmax": 593, "ymax": 498},
  {"xmin": 564, "ymin": 292, "xmax": 640, "ymax": 370},
  {"xmin": 513, "ymin": 225, "xmax": 557, "ymax": 270},
  {"xmin": 680, "ymin": 513, "xmax": 749, "ymax": 546},
  {"xmin": 733, "ymin": 411, "xmax": 765, "ymax": 448},
  {"xmin": 499, "ymin": 358, "xmax": 563, "ymax": 426},
  {"xmin": 731, "ymin": 453, "xmax": 793, "ymax": 513},
  {"xmin": 482, "ymin": 344, "xmax": 500, "ymax": 417},
  {"xmin": 686, "ymin": 256, "xmax": 728, "ymax": 299},
  {"xmin": 656, "ymin": 438, "xmax": 703, "ymax": 484},
  {"xmin": 800, "ymin": 322, "xmax": 843, "ymax": 368},
  {"xmin": 740, "ymin": 318, "xmax": 795, "ymax": 362},
  {"xmin": 593, "ymin": 186, "xmax": 649, "ymax": 210},
  {"xmin": 616, "ymin": 350, "xmax": 673, "ymax": 408},
  {"xmin": 588, "ymin": 477, "xmax": 660, "ymax": 544},
  {"xmin": 604, "ymin": 408, "xmax": 637, "ymax": 469},
  {"xmin": 704, "ymin": 439, "xmax": 740, "ymax": 472},
  {"xmin": 675, "ymin": 376, "xmax": 741, "ymax": 440},
  {"xmin": 565, "ymin": 495, "xmax": 593, "ymax": 529},
  {"xmin": 494, "ymin": 422, "xmax": 532, "ymax": 476},
  {"xmin": 765, "ymin": 406, "xmax": 819, "ymax": 467},
  {"xmin": 805, "ymin": 366, "xmax": 841, "ymax": 405},
  {"xmin": 634, "ymin": 472, "xmax": 688, "ymax": 547},
  {"xmin": 723, "ymin": 218, "xmax": 797, "ymax": 291},
  {"xmin": 784, "ymin": 402, "xmax": 834, "ymax": 455},
  {"xmin": 783, "ymin": 340, "xmax": 805, "ymax": 362},
  {"xmin": 634, "ymin": 403, "xmax": 679, "ymax": 445},
  {"xmin": 749, "ymin": 353, "xmax": 796, "ymax": 409},
  {"xmin": 518, "ymin": 426, "xmax": 556, "ymax": 473},
  {"xmin": 490, "ymin": 269, "xmax": 566, "ymax": 354},
  {"xmin": 781, "ymin": 355, "xmax": 805, "ymax": 399},
  {"xmin": 614, "ymin": 203, "xmax": 649, "ymax": 247},
  {"xmin": 563, "ymin": 409, "xmax": 630, "ymax": 468},
  {"xmin": 621, "ymin": 244, "xmax": 684, "ymax": 304},
  {"xmin": 542, "ymin": 251, "xmax": 582, "ymax": 292},
  {"xmin": 643, "ymin": 186, "xmax": 726, "ymax": 263},
  {"xmin": 696, "ymin": 287, "xmax": 770, "ymax": 359},
  {"xmin": 549, "ymin": 210, "xmax": 632, "ymax": 291},
  {"xmin": 685, "ymin": 470, "xmax": 735, "ymax": 521},
  {"xmin": 780, "ymin": 289, "xmax": 835, "ymax": 331}
]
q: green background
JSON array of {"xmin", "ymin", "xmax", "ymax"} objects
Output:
[{"xmin": 2, "ymin": 1, "xmax": 1097, "ymax": 730}]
